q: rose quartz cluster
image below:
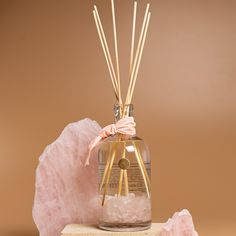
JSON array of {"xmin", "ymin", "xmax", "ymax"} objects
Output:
[
  {"xmin": 160, "ymin": 209, "xmax": 198, "ymax": 236},
  {"xmin": 32, "ymin": 118, "xmax": 101, "ymax": 236},
  {"xmin": 101, "ymin": 193, "xmax": 151, "ymax": 223}
]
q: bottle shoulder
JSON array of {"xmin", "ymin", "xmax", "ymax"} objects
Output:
[{"xmin": 98, "ymin": 134, "xmax": 151, "ymax": 161}]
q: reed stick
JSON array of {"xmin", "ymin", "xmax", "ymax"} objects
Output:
[
  {"xmin": 129, "ymin": 12, "xmax": 151, "ymax": 102},
  {"xmin": 123, "ymin": 170, "xmax": 129, "ymax": 195},
  {"xmin": 102, "ymin": 148, "xmax": 116, "ymax": 206},
  {"xmin": 117, "ymin": 169, "xmax": 124, "ymax": 196},
  {"xmin": 118, "ymin": 143, "xmax": 126, "ymax": 195},
  {"xmin": 93, "ymin": 6, "xmax": 119, "ymax": 100},
  {"xmin": 93, "ymin": 11, "xmax": 118, "ymax": 100},
  {"xmin": 111, "ymin": 0, "xmax": 122, "ymax": 105},
  {"xmin": 125, "ymin": 3, "xmax": 150, "ymax": 105},
  {"xmin": 99, "ymin": 147, "xmax": 113, "ymax": 192},
  {"xmin": 129, "ymin": 1, "xmax": 137, "ymax": 76},
  {"xmin": 123, "ymin": 141, "xmax": 129, "ymax": 195},
  {"xmin": 134, "ymin": 145, "xmax": 150, "ymax": 198},
  {"xmin": 133, "ymin": 142, "xmax": 151, "ymax": 189}
]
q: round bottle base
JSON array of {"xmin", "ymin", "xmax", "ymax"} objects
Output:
[{"xmin": 98, "ymin": 221, "xmax": 151, "ymax": 232}]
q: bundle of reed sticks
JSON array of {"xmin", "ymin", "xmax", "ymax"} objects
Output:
[{"xmin": 93, "ymin": 0, "xmax": 151, "ymax": 204}]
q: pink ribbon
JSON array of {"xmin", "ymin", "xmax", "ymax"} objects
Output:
[{"xmin": 85, "ymin": 116, "xmax": 136, "ymax": 166}]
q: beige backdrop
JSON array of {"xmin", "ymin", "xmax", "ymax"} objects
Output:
[{"xmin": 0, "ymin": 0, "xmax": 236, "ymax": 235}]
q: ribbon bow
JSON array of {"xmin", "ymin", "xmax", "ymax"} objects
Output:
[{"xmin": 85, "ymin": 116, "xmax": 136, "ymax": 166}]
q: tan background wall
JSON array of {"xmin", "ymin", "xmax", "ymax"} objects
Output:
[{"xmin": 0, "ymin": 0, "xmax": 236, "ymax": 235}]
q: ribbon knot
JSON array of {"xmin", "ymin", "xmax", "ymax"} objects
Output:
[{"xmin": 85, "ymin": 116, "xmax": 136, "ymax": 166}]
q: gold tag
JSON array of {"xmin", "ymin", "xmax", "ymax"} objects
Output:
[{"xmin": 118, "ymin": 158, "xmax": 130, "ymax": 170}]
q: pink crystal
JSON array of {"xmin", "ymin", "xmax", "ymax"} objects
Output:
[
  {"xmin": 160, "ymin": 209, "xmax": 198, "ymax": 236},
  {"xmin": 101, "ymin": 193, "xmax": 151, "ymax": 223},
  {"xmin": 32, "ymin": 118, "xmax": 101, "ymax": 236}
]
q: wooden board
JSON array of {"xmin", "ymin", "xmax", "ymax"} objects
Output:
[{"xmin": 61, "ymin": 223, "xmax": 164, "ymax": 236}]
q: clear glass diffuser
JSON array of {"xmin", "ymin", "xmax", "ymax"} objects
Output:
[{"xmin": 98, "ymin": 104, "xmax": 151, "ymax": 231}]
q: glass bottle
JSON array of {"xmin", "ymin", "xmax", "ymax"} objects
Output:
[{"xmin": 98, "ymin": 104, "xmax": 151, "ymax": 231}]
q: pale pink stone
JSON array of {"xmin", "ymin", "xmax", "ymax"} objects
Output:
[
  {"xmin": 159, "ymin": 209, "xmax": 198, "ymax": 236},
  {"xmin": 32, "ymin": 118, "xmax": 101, "ymax": 236},
  {"xmin": 101, "ymin": 193, "xmax": 151, "ymax": 223}
]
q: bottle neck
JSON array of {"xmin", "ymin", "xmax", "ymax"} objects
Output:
[{"xmin": 114, "ymin": 104, "xmax": 133, "ymax": 122}]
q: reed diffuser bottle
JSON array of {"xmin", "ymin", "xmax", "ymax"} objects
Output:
[
  {"xmin": 90, "ymin": 0, "xmax": 152, "ymax": 231},
  {"xmin": 98, "ymin": 104, "xmax": 151, "ymax": 231}
]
